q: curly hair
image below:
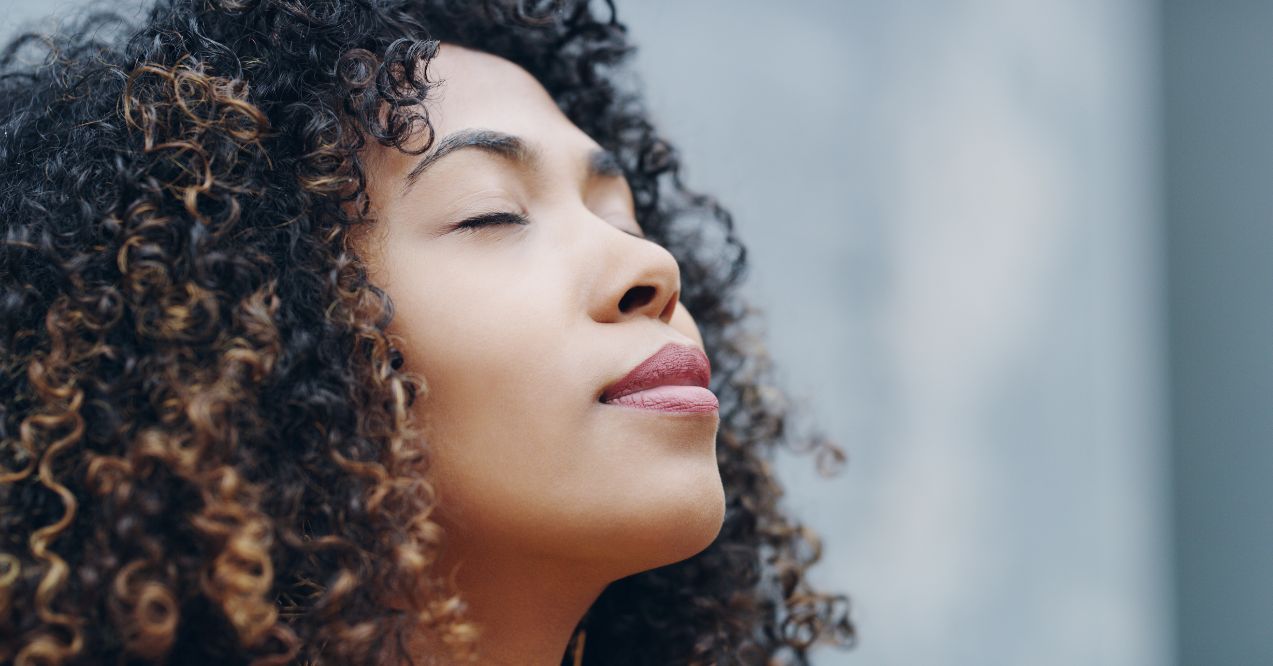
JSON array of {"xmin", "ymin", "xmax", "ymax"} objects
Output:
[{"xmin": 0, "ymin": 0, "xmax": 856, "ymax": 663}]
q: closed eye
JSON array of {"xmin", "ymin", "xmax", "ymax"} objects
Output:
[{"xmin": 449, "ymin": 211, "xmax": 530, "ymax": 234}]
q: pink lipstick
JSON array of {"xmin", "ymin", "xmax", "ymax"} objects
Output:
[{"xmin": 600, "ymin": 343, "xmax": 718, "ymax": 414}]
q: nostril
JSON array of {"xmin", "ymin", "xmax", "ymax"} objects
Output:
[{"xmin": 618, "ymin": 285, "xmax": 656, "ymax": 313}]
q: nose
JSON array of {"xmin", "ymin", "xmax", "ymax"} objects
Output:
[{"xmin": 588, "ymin": 226, "xmax": 681, "ymax": 325}]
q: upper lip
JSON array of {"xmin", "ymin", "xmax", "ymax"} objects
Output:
[{"xmin": 600, "ymin": 342, "xmax": 712, "ymax": 403}]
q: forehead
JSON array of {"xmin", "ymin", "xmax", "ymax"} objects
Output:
[
  {"xmin": 421, "ymin": 43, "xmax": 577, "ymax": 147},
  {"xmin": 354, "ymin": 43, "xmax": 613, "ymax": 245}
]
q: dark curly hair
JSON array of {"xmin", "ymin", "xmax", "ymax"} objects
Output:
[{"xmin": 0, "ymin": 0, "xmax": 856, "ymax": 663}]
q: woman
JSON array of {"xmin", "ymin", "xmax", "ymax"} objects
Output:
[{"xmin": 0, "ymin": 0, "xmax": 855, "ymax": 663}]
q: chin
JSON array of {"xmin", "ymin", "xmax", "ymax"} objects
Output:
[
  {"xmin": 603, "ymin": 470, "xmax": 727, "ymax": 576},
  {"xmin": 661, "ymin": 485, "xmax": 727, "ymax": 567}
]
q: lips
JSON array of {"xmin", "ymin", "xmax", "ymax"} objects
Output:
[{"xmin": 600, "ymin": 342, "xmax": 717, "ymax": 413}]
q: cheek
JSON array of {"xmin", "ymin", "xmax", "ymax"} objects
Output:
[
  {"xmin": 389, "ymin": 257, "xmax": 571, "ymax": 441},
  {"xmin": 382, "ymin": 255, "xmax": 593, "ymax": 531}
]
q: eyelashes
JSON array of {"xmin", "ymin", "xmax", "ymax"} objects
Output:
[
  {"xmin": 450, "ymin": 210, "xmax": 530, "ymax": 233},
  {"xmin": 447, "ymin": 209, "xmax": 646, "ymax": 240}
]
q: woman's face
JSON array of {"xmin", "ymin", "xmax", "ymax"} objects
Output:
[{"xmin": 355, "ymin": 44, "xmax": 725, "ymax": 577}]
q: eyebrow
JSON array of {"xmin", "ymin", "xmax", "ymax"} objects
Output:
[{"xmin": 402, "ymin": 128, "xmax": 626, "ymax": 195}]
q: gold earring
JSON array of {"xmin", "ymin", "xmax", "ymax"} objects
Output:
[{"xmin": 571, "ymin": 628, "xmax": 587, "ymax": 666}]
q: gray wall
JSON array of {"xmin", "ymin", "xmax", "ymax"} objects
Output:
[
  {"xmin": 622, "ymin": 2, "xmax": 1170, "ymax": 665},
  {"xmin": 1164, "ymin": 2, "xmax": 1273, "ymax": 664}
]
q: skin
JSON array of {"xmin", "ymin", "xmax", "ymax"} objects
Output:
[{"xmin": 352, "ymin": 44, "xmax": 726, "ymax": 665}]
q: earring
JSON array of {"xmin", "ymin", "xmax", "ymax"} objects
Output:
[{"xmin": 571, "ymin": 627, "xmax": 586, "ymax": 666}]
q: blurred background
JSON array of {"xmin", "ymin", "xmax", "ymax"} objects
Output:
[{"xmin": 3, "ymin": 1, "xmax": 1270, "ymax": 664}]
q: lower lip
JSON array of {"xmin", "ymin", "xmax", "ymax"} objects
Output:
[{"xmin": 602, "ymin": 386, "xmax": 719, "ymax": 414}]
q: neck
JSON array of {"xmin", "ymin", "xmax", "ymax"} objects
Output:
[{"xmin": 413, "ymin": 550, "xmax": 610, "ymax": 666}]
